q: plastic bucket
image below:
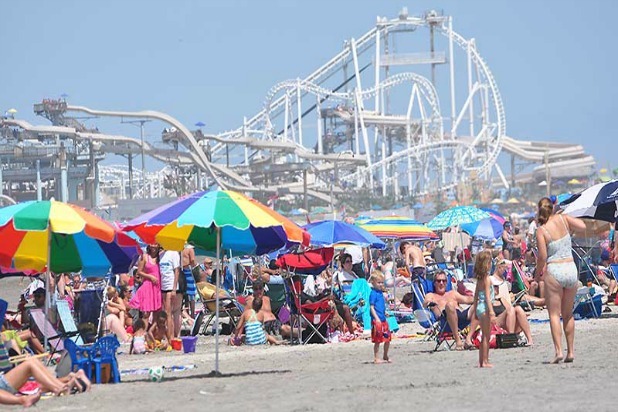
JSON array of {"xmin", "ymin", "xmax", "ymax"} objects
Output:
[
  {"xmin": 181, "ymin": 336, "xmax": 198, "ymax": 353},
  {"xmin": 171, "ymin": 338, "xmax": 182, "ymax": 351}
]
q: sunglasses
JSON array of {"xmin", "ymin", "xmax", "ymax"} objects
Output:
[
  {"xmin": 344, "ymin": 260, "xmax": 352, "ymax": 264},
  {"xmin": 435, "ymin": 279, "xmax": 447, "ymax": 284}
]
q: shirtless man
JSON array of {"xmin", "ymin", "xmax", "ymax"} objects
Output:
[
  {"xmin": 423, "ymin": 271, "xmax": 474, "ymax": 350},
  {"xmin": 181, "ymin": 245, "xmax": 197, "ymax": 317},
  {"xmin": 244, "ymin": 280, "xmax": 293, "ymax": 339},
  {"xmin": 400, "ymin": 241, "xmax": 426, "ymax": 279}
]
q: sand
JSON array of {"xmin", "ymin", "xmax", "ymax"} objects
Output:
[{"xmin": 2, "ymin": 276, "xmax": 618, "ymax": 411}]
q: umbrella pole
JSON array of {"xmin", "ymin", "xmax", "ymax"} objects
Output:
[
  {"xmin": 44, "ymin": 226, "xmax": 52, "ymax": 350},
  {"xmin": 214, "ymin": 227, "xmax": 221, "ymax": 375}
]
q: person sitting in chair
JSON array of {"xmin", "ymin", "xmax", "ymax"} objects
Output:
[
  {"xmin": 245, "ymin": 280, "xmax": 292, "ymax": 339},
  {"xmin": 423, "ymin": 271, "xmax": 474, "ymax": 350}
]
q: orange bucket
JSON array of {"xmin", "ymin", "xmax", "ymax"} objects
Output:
[{"xmin": 171, "ymin": 338, "xmax": 182, "ymax": 351}]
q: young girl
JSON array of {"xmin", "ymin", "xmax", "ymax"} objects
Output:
[
  {"xmin": 470, "ymin": 250, "xmax": 496, "ymax": 368},
  {"xmin": 233, "ymin": 297, "xmax": 280, "ymax": 345},
  {"xmin": 130, "ymin": 319, "xmax": 151, "ymax": 354},
  {"xmin": 369, "ymin": 271, "xmax": 391, "ymax": 364}
]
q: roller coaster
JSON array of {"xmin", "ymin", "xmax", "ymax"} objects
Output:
[{"xmin": 0, "ymin": 9, "xmax": 595, "ymax": 210}]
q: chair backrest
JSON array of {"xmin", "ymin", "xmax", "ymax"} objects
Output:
[
  {"xmin": 511, "ymin": 262, "xmax": 530, "ymax": 292},
  {"xmin": 63, "ymin": 338, "xmax": 90, "ymax": 365},
  {"xmin": 94, "ymin": 335, "xmax": 120, "ymax": 361},
  {"xmin": 0, "ymin": 299, "xmax": 7, "ymax": 326},
  {"xmin": 0, "ymin": 343, "xmax": 12, "ymax": 373},
  {"xmin": 610, "ymin": 264, "xmax": 618, "ymax": 278},
  {"xmin": 410, "ymin": 282, "xmax": 425, "ymax": 311},
  {"xmin": 29, "ymin": 308, "xmax": 63, "ymax": 351},
  {"xmin": 56, "ymin": 300, "xmax": 84, "ymax": 345},
  {"xmin": 265, "ymin": 283, "xmax": 287, "ymax": 315}
]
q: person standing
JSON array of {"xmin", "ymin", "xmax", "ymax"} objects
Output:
[
  {"xmin": 129, "ymin": 244, "xmax": 162, "ymax": 329},
  {"xmin": 181, "ymin": 244, "xmax": 197, "ymax": 318},
  {"xmin": 159, "ymin": 249, "xmax": 182, "ymax": 338},
  {"xmin": 535, "ymin": 197, "xmax": 586, "ymax": 364},
  {"xmin": 369, "ymin": 272, "xmax": 391, "ymax": 364}
]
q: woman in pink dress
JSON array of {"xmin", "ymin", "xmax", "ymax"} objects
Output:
[{"xmin": 129, "ymin": 244, "xmax": 162, "ymax": 329}]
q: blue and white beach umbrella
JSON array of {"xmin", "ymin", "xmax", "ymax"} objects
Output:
[
  {"xmin": 427, "ymin": 206, "xmax": 491, "ymax": 231},
  {"xmin": 562, "ymin": 179, "xmax": 618, "ymax": 222}
]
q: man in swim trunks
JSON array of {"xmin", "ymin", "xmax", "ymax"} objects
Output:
[
  {"xmin": 400, "ymin": 241, "xmax": 426, "ymax": 279},
  {"xmin": 245, "ymin": 280, "xmax": 293, "ymax": 339},
  {"xmin": 423, "ymin": 271, "xmax": 474, "ymax": 350}
]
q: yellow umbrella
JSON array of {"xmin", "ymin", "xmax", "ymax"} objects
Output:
[
  {"xmin": 568, "ymin": 178, "xmax": 581, "ymax": 185},
  {"xmin": 507, "ymin": 197, "xmax": 520, "ymax": 204},
  {"xmin": 490, "ymin": 198, "xmax": 504, "ymax": 204}
]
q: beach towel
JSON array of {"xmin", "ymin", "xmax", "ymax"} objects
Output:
[{"xmin": 343, "ymin": 279, "xmax": 372, "ymax": 332}]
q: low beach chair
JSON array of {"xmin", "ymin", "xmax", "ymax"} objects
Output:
[
  {"xmin": 192, "ymin": 281, "xmax": 243, "ymax": 336},
  {"xmin": 29, "ymin": 308, "xmax": 65, "ymax": 354}
]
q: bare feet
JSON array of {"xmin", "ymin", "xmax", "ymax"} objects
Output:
[
  {"xmin": 383, "ymin": 357, "xmax": 392, "ymax": 363},
  {"xmin": 75, "ymin": 369, "xmax": 92, "ymax": 391},
  {"xmin": 479, "ymin": 363, "xmax": 494, "ymax": 368},
  {"xmin": 564, "ymin": 356, "xmax": 574, "ymax": 363},
  {"xmin": 550, "ymin": 356, "xmax": 563, "ymax": 364},
  {"xmin": 20, "ymin": 391, "xmax": 41, "ymax": 408},
  {"xmin": 373, "ymin": 359, "xmax": 386, "ymax": 364},
  {"xmin": 454, "ymin": 343, "xmax": 465, "ymax": 351}
]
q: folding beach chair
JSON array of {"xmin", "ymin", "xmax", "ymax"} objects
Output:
[
  {"xmin": 572, "ymin": 247, "xmax": 599, "ymax": 285},
  {"xmin": 411, "ymin": 275, "xmax": 467, "ymax": 351},
  {"xmin": 511, "ymin": 262, "xmax": 535, "ymax": 309},
  {"xmin": 265, "ymin": 283, "xmax": 287, "ymax": 316},
  {"xmin": 287, "ymin": 276, "xmax": 334, "ymax": 344},
  {"xmin": 192, "ymin": 281, "xmax": 244, "ymax": 336},
  {"xmin": 573, "ymin": 286, "xmax": 601, "ymax": 319},
  {"xmin": 29, "ymin": 308, "xmax": 65, "ymax": 354},
  {"xmin": 56, "ymin": 300, "xmax": 85, "ymax": 345}
]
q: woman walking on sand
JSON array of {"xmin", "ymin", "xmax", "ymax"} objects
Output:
[{"xmin": 534, "ymin": 197, "xmax": 586, "ymax": 364}]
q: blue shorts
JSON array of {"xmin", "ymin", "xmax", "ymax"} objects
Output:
[{"xmin": 0, "ymin": 373, "xmax": 17, "ymax": 394}]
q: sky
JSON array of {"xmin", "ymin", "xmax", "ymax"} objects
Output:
[{"xmin": 1, "ymin": 0, "xmax": 616, "ymax": 172}]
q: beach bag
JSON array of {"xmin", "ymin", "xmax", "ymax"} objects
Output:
[{"xmin": 472, "ymin": 324, "xmax": 506, "ymax": 349}]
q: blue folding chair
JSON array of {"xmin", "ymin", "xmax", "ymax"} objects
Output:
[{"xmin": 91, "ymin": 335, "xmax": 121, "ymax": 383}]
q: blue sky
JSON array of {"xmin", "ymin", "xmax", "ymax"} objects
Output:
[{"xmin": 2, "ymin": 0, "xmax": 616, "ymax": 171}]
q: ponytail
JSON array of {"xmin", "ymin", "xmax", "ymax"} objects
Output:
[{"xmin": 537, "ymin": 197, "xmax": 553, "ymax": 225}]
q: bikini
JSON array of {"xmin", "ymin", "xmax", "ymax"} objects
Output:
[{"xmin": 542, "ymin": 215, "xmax": 578, "ymax": 288}]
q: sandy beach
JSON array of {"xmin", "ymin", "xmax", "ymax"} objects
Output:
[{"xmin": 2, "ymin": 277, "xmax": 618, "ymax": 412}]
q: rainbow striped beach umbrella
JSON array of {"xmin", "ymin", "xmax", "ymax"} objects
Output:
[
  {"xmin": 0, "ymin": 200, "xmax": 141, "ymax": 276},
  {"xmin": 357, "ymin": 216, "xmax": 439, "ymax": 240},
  {"xmin": 123, "ymin": 190, "xmax": 310, "ymax": 254},
  {"xmin": 123, "ymin": 189, "xmax": 310, "ymax": 374}
]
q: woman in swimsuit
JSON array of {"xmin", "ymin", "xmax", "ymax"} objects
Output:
[{"xmin": 535, "ymin": 197, "xmax": 586, "ymax": 364}]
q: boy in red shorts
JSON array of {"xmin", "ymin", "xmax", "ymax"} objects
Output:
[{"xmin": 369, "ymin": 271, "xmax": 391, "ymax": 364}]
